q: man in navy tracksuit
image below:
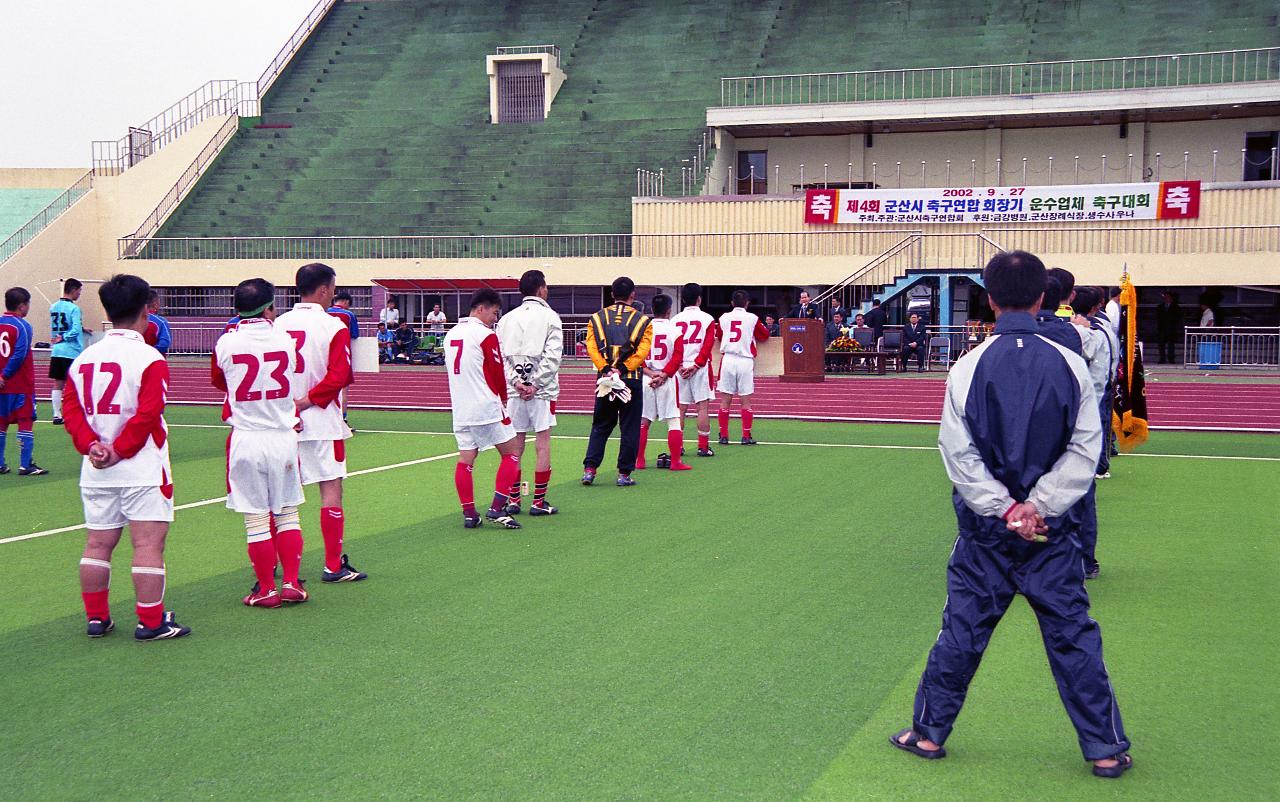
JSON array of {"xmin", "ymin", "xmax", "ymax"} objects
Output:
[{"xmin": 891, "ymin": 251, "xmax": 1132, "ymax": 779}]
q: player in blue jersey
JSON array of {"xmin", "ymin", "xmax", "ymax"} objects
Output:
[
  {"xmin": 49, "ymin": 278, "xmax": 90, "ymax": 425},
  {"xmin": 143, "ymin": 289, "xmax": 172, "ymax": 355},
  {"xmin": 1, "ymin": 287, "xmax": 46, "ymax": 475}
]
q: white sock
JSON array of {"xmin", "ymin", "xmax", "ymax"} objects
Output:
[{"xmin": 51, "ymin": 389, "xmax": 63, "ymax": 418}]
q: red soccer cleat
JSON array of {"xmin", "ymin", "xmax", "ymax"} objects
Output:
[
  {"xmin": 669, "ymin": 462, "xmax": 693, "ymax": 471},
  {"xmin": 243, "ymin": 587, "xmax": 282, "ymax": 608},
  {"xmin": 279, "ymin": 582, "xmax": 309, "ymax": 604}
]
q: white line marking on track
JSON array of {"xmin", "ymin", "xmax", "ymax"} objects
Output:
[{"xmin": 0, "ymin": 451, "xmax": 460, "ymax": 546}]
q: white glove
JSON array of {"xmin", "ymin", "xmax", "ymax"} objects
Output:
[{"xmin": 595, "ymin": 371, "xmax": 630, "ymax": 403}]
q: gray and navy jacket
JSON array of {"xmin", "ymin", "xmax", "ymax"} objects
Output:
[{"xmin": 939, "ymin": 311, "xmax": 1102, "ymax": 537}]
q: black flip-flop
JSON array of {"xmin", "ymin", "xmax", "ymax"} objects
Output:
[
  {"xmin": 889, "ymin": 728, "xmax": 947, "ymax": 760},
  {"xmin": 1092, "ymin": 753, "xmax": 1133, "ymax": 778}
]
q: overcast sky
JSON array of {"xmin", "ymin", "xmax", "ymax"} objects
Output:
[{"xmin": 0, "ymin": 0, "xmax": 319, "ymax": 167}]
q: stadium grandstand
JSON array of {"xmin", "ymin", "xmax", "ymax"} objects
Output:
[{"xmin": 3, "ymin": 0, "xmax": 1279, "ymax": 367}]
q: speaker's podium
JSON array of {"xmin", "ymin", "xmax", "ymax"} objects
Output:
[{"xmin": 780, "ymin": 318, "xmax": 825, "ymax": 383}]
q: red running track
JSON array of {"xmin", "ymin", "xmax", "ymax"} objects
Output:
[{"xmin": 33, "ymin": 364, "xmax": 1280, "ymax": 432}]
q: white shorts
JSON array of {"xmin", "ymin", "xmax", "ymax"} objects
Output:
[
  {"xmin": 454, "ymin": 420, "xmax": 516, "ymax": 452},
  {"xmin": 718, "ymin": 354, "xmax": 756, "ymax": 397},
  {"xmin": 298, "ymin": 438, "xmax": 347, "ymax": 485},
  {"xmin": 506, "ymin": 397, "xmax": 557, "ymax": 434},
  {"xmin": 642, "ymin": 377, "xmax": 679, "ymax": 422},
  {"xmin": 82, "ymin": 485, "xmax": 174, "ymax": 529},
  {"xmin": 226, "ymin": 429, "xmax": 305, "ymax": 514},
  {"xmin": 676, "ymin": 365, "xmax": 713, "ymax": 406}
]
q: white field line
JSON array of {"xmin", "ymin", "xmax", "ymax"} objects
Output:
[{"xmin": 1, "ymin": 451, "xmax": 459, "ymax": 546}]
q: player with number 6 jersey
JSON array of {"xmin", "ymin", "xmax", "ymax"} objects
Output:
[
  {"xmin": 671, "ymin": 282, "xmax": 719, "ymax": 457},
  {"xmin": 62, "ymin": 275, "xmax": 190, "ymax": 641},
  {"xmin": 273, "ymin": 262, "xmax": 366, "ymax": 583},
  {"xmin": 717, "ymin": 291, "xmax": 771, "ymax": 445},
  {"xmin": 213, "ymin": 278, "xmax": 309, "ymax": 608}
]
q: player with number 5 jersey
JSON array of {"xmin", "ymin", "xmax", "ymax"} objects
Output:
[
  {"xmin": 62, "ymin": 275, "xmax": 190, "ymax": 641},
  {"xmin": 717, "ymin": 290, "xmax": 770, "ymax": 445},
  {"xmin": 213, "ymin": 278, "xmax": 309, "ymax": 608},
  {"xmin": 273, "ymin": 262, "xmax": 367, "ymax": 583}
]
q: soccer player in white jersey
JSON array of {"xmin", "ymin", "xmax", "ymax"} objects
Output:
[
  {"xmin": 274, "ymin": 263, "xmax": 366, "ymax": 582},
  {"xmin": 671, "ymin": 282, "xmax": 719, "ymax": 457},
  {"xmin": 496, "ymin": 270, "xmax": 562, "ymax": 516},
  {"xmin": 637, "ymin": 293, "xmax": 692, "ymax": 472},
  {"xmin": 213, "ymin": 278, "xmax": 309, "ymax": 608},
  {"xmin": 716, "ymin": 290, "xmax": 771, "ymax": 445},
  {"xmin": 62, "ymin": 274, "xmax": 190, "ymax": 641},
  {"xmin": 446, "ymin": 289, "xmax": 522, "ymax": 530}
]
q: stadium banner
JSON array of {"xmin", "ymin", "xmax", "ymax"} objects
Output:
[{"xmin": 803, "ymin": 181, "xmax": 1200, "ymax": 225}]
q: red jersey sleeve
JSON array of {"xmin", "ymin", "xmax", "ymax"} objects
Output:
[
  {"xmin": 210, "ymin": 352, "xmax": 227, "ymax": 391},
  {"xmin": 307, "ymin": 327, "xmax": 352, "ymax": 408},
  {"xmin": 694, "ymin": 321, "xmax": 718, "ymax": 368},
  {"xmin": 663, "ymin": 333, "xmax": 684, "ymax": 377},
  {"xmin": 480, "ymin": 333, "xmax": 509, "ymax": 405},
  {"xmin": 61, "ymin": 376, "xmax": 101, "ymax": 456},
  {"xmin": 754, "ymin": 320, "xmax": 771, "ymax": 342},
  {"xmin": 113, "ymin": 360, "xmax": 169, "ymax": 459}
]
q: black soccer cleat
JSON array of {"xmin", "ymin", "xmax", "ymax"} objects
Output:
[
  {"xmin": 502, "ymin": 502, "xmax": 522, "ymax": 516},
  {"xmin": 655, "ymin": 453, "xmax": 672, "ymax": 469},
  {"xmin": 718, "ymin": 436, "xmax": 729, "ymax": 445},
  {"xmin": 322, "ymin": 554, "xmax": 368, "ymax": 583},
  {"xmin": 0, "ymin": 465, "xmax": 8, "ymax": 474},
  {"xmin": 134, "ymin": 611, "xmax": 191, "ymax": 642},
  {"xmin": 463, "ymin": 514, "xmax": 483, "ymax": 529},
  {"xmin": 616, "ymin": 474, "xmax": 636, "ymax": 487},
  {"xmin": 18, "ymin": 464, "xmax": 48, "ymax": 476},
  {"xmin": 741, "ymin": 436, "xmax": 757, "ymax": 446},
  {"xmin": 86, "ymin": 617, "xmax": 115, "ymax": 638},
  {"xmin": 485, "ymin": 509, "xmax": 521, "ymax": 529},
  {"xmin": 529, "ymin": 501, "xmax": 558, "ymax": 516},
  {"xmin": 51, "ymin": 417, "xmax": 64, "ymax": 425},
  {"xmin": 697, "ymin": 447, "xmax": 716, "ymax": 458}
]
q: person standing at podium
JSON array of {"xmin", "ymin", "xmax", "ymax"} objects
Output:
[{"xmin": 788, "ymin": 291, "xmax": 820, "ymax": 320}]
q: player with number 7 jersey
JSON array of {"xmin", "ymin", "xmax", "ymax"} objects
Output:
[
  {"xmin": 213, "ymin": 278, "xmax": 309, "ymax": 607},
  {"xmin": 272, "ymin": 262, "xmax": 366, "ymax": 583}
]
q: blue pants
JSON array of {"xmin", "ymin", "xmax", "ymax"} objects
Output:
[
  {"xmin": 1078, "ymin": 483, "xmax": 1099, "ymax": 569},
  {"xmin": 912, "ymin": 527, "xmax": 1129, "ymax": 761}
]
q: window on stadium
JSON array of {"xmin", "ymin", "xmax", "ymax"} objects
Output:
[
  {"xmin": 1243, "ymin": 131, "xmax": 1278, "ymax": 181},
  {"xmin": 737, "ymin": 151, "xmax": 768, "ymax": 195}
]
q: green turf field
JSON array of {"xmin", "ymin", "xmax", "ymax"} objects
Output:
[{"xmin": 2, "ymin": 407, "xmax": 1277, "ymax": 801}]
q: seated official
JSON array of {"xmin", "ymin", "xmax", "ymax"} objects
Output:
[
  {"xmin": 376, "ymin": 322, "xmax": 395, "ymax": 362},
  {"xmin": 825, "ymin": 312, "xmax": 848, "ymax": 345},
  {"xmin": 764, "ymin": 314, "xmax": 780, "ymax": 337},
  {"xmin": 393, "ymin": 321, "xmax": 418, "ymax": 360},
  {"xmin": 900, "ymin": 312, "xmax": 928, "ymax": 372}
]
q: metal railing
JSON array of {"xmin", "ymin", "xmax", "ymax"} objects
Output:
[
  {"xmin": 122, "ymin": 116, "xmax": 241, "ymax": 257},
  {"xmin": 258, "ymin": 0, "xmax": 340, "ymax": 99},
  {"xmin": 638, "ymin": 130, "xmax": 714, "ymax": 197},
  {"xmin": 1183, "ymin": 326, "xmax": 1280, "ymax": 369},
  {"xmin": 812, "ymin": 233, "xmax": 1004, "ymax": 305},
  {"xmin": 123, "ymin": 233, "xmax": 640, "ymax": 260},
  {"xmin": 91, "ymin": 81, "xmax": 257, "ymax": 175},
  {"xmin": 495, "ymin": 45, "xmax": 561, "ymax": 68},
  {"xmin": 719, "ymin": 149, "xmax": 1277, "ymax": 193},
  {"xmin": 0, "ymin": 171, "xmax": 93, "ymax": 265},
  {"xmin": 987, "ymin": 224, "xmax": 1280, "ymax": 255},
  {"xmin": 719, "ymin": 47, "xmax": 1280, "ymax": 107}
]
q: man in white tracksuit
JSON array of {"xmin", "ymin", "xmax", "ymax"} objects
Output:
[{"xmin": 496, "ymin": 270, "xmax": 563, "ymax": 516}]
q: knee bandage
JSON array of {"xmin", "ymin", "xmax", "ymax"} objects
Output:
[
  {"xmin": 245, "ymin": 511, "xmax": 272, "ymax": 543},
  {"xmin": 274, "ymin": 506, "xmax": 301, "ymax": 532}
]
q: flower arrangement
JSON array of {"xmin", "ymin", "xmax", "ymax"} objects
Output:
[{"xmin": 828, "ymin": 336, "xmax": 864, "ymax": 353}]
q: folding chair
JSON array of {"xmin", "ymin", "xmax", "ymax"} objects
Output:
[
  {"xmin": 927, "ymin": 335, "xmax": 952, "ymax": 370},
  {"xmin": 879, "ymin": 330, "xmax": 903, "ymax": 371}
]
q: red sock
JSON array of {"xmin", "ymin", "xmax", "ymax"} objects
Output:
[
  {"xmin": 320, "ymin": 507, "xmax": 344, "ymax": 574},
  {"xmin": 247, "ymin": 540, "xmax": 278, "ymax": 592},
  {"xmin": 455, "ymin": 462, "xmax": 476, "ymax": 516},
  {"xmin": 667, "ymin": 430, "xmax": 688, "ymax": 466},
  {"xmin": 274, "ymin": 529, "xmax": 304, "ymax": 585},
  {"xmin": 510, "ymin": 469, "xmax": 522, "ymax": 507},
  {"xmin": 534, "ymin": 469, "xmax": 551, "ymax": 504},
  {"xmin": 492, "ymin": 454, "xmax": 520, "ymax": 512},
  {"xmin": 698, "ymin": 433, "xmax": 709, "ymax": 450},
  {"xmin": 136, "ymin": 602, "xmax": 163, "ymax": 630},
  {"xmin": 742, "ymin": 409, "xmax": 754, "ymax": 438},
  {"xmin": 717, "ymin": 408, "xmax": 730, "ymax": 439},
  {"xmin": 638, "ymin": 421, "xmax": 650, "ymax": 465},
  {"xmin": 82, "ymin": 590, "xmax": 110, "ymax": 621}
]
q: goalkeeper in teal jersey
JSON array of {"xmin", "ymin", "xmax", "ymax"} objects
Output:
[{"xmin": 49, "ymin": 278, "xmax": 90, "ymax": 424}]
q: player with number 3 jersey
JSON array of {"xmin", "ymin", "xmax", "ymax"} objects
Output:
[
  {"xmin": 213, "ymin": 278, "xmax": 309, "ymax": 608},
  {"xmin": 717, "ymin": 290, "xmax": 770, "ymax": 445},
  {"xmin": 62, "ymin": 275, "xmax": 190, "ymax": 641},
  {"xmin": 273, "ymin": 262, "xmax": 366, "ymax": 583}
]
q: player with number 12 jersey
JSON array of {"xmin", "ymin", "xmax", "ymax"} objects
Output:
[{"xmin": 213, "ymin": 278, "xmax": 309, "ymax": 608}]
